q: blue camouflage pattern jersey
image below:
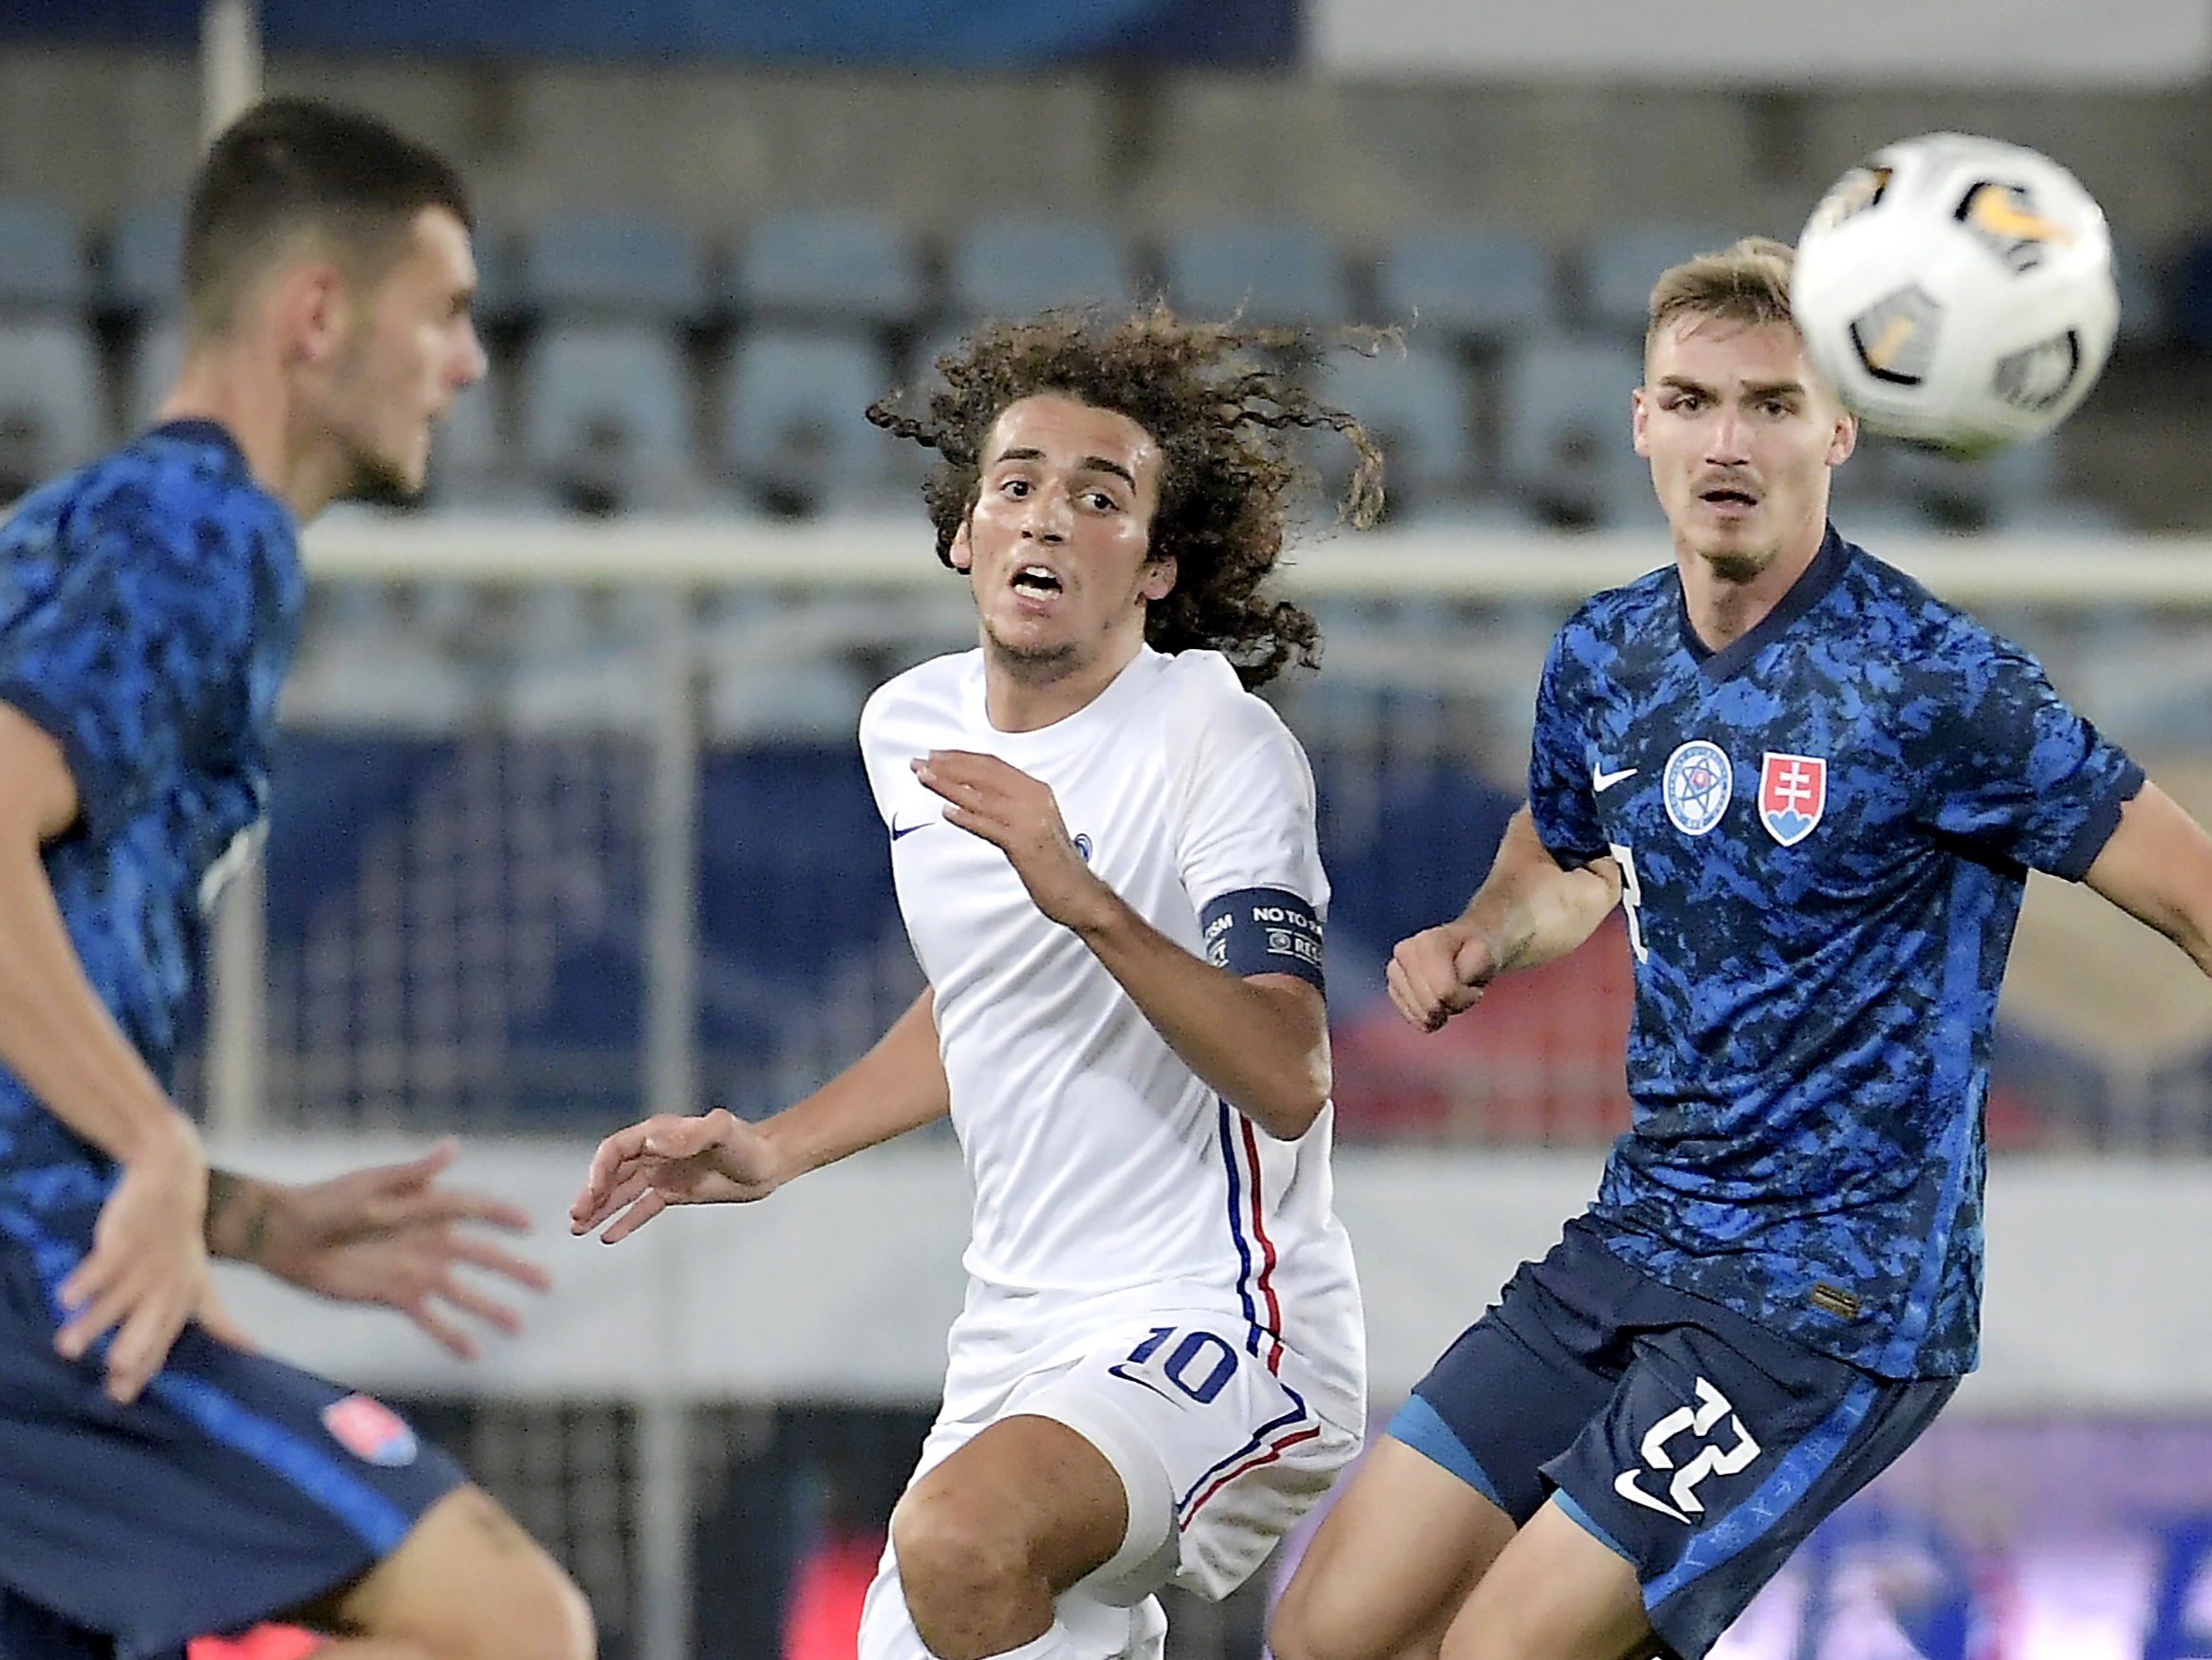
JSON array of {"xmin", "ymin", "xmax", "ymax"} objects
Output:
[
  {"xmin": 0, "ymin": 420, "xmax": 302, "ymax": 1281},
  {"xmin": 1529, "ymin": 526, "xmax": 2142, "ymax": 1378}
]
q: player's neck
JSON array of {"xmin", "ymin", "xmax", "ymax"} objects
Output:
[
  {"xmin": 155, "ymin": 348, "xmax": 348, "ymax": 523},
  {"xmin": 1677, "ymin": 523, "xmax": 1825, "ymax": 652},
  {"xmin": 980, "ymin": 631, "xmax": 1144, "ymax": 733}
]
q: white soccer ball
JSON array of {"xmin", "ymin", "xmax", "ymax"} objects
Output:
[{"xmin": 1791, "ymin": 132, "xmax": 2119, "ymax": 457}]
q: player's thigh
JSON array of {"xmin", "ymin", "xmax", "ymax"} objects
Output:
[
  {"xmin": 1021, "ymin": 1321, "xmax": 1360, "ymax": 1608},
  {"xmin": 890, "ymin": 1411, "xmax": 1131, "ymax": 1599},
  {"xmin": 314, "ymin": 1484, "xmax": 592, "ymax": 1660},
  {"xmin": 1269, "ymin": 1437, "xmax": 1516, "ymax": 1660},
  {"xmin": 1439, "ymin": 1499, "xmax": 1658, "ymax": 1660},
  {"xmin": 1538, "ymin": 1318, "xmax": 1955, "ymax": 1660}
]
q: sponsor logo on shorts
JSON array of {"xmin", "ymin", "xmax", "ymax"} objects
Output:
[
  {"xmin": 322, "ymin": 1393, "xmax": 419, "ymax": 1467},
  {"xmin": 1612, "ymin": 1376, "xmax": 1760, "ymax": 1525}
]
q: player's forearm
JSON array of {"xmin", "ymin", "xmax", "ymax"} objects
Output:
[
  {"xmin": 0, "ymin": 830, "xmax": 199, "ymax": 1167},
  {"xmin": 203, "ymin": 1168, "xmax": 282, "ymax": 1266},
  {"xmin": 1464, "ymin": 809, "xmax": 1620, "ymax": 977},
  {"xmin": 758, "ymin": 989, "xmax": 951, "ymax": 1181},
  {"xmin": 1069, "ymin": 895, "xmax": 1329, "ymax": 1141}
]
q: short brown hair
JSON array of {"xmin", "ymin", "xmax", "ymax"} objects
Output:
[
  {"xmin": 184, "ymin": 97, "xmax": 471, "ymax": 340},
  {"xmin": 1645, "ymin": 235, "xmax": 1795, "ymax": 358}
]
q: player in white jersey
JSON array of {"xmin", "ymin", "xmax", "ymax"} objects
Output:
[{"xmin": 572, "ymin": 308, "xmax": 1383, "ymax": 1660}]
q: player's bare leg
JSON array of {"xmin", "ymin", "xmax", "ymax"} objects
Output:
[
  {"xmin": 290, "ymin": 1485, "xmax": 594, "ymax": 1660},
  {"xmin": 1270, "ymin": 1438, "xmax": 1515, "ymax": 1660},
  {"xmin": 1437, "ymin": 1500, "xmax": 1661, "ymax": 1660},
  {"xmin": 890, "ymin": 1414, "xmax": 1128, "ymax": 1660}
]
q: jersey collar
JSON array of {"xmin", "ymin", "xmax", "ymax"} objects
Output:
[{"xmin": 1677, "ymin": 521, "xmax": 1850, "ymax": 682}]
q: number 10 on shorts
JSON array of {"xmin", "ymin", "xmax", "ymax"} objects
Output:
[{"xmin": 1111, "ymin": 1326, "xmax": 1240, "ymax": 1406}]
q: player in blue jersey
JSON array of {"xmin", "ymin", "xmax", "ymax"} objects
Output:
[
  {"xmin": 1270, "ymin": 236, "xmax": 2212, "ymax": 1660},
  {"xmin": 0, "ymin": 100, "xmax": 592, "ymax": 1660}
]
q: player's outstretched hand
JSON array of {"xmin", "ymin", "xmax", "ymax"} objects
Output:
[
  {"xmin": 255, "ymin": 1142, "xmax": 551, "ymax": 1361},
  {"xmin": 569, "ymin": 1108, "xmax": 781, "ymax": 1245},
  {"xmin": 913, "ymin": 750, "xmax": 1109, "ymax": 930},
  {"xmin": 54, "ymin": 1110, "xmax": 210, "ymax": 1404},
  {"xmin": 1386, "ymin": 920, "xmax": 1500, "ymax": 1033}
]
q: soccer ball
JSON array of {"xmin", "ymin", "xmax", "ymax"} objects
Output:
[{"xmin": 1791, "ymin": 132, "xmax": 2119, "ymax": 457}]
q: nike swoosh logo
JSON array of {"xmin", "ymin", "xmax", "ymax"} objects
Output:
[
  {"xmin": 890, "ymin": 820, "xmax": 932, "ymax": 841},
  {"xmin": 1106, "ymin": 1363, "xmax": 1176, "ymax": 1403},
  {"xmin": 1592, "ymin": 765, "xmax": 1639, "ymax": 793}
]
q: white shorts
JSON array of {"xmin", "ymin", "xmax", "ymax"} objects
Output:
[{"xmin": 858, "ymin": 1314, "xmax": 1361, "ymax": 1660}]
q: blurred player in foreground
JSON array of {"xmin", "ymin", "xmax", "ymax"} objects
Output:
[
  {"xmin": 574, "ymin": 308, "xmax": 1381, "ymax": 1660},
  {"xmin": 0, "ymin": 98, "xmax": 592, "ymax": 1660},
  {"xmin": 1270, "ymin": 236, "xmax": 2212, "ymax": 1660}
]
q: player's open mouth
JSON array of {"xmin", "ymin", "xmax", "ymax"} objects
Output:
[
  {"xmin": 1012, "ymin": 564, "xmax": 1064, "ymax": 597},
  {"xmin": 1701, "ymin": 488, "xmax": 1759, "ymax": 509}
]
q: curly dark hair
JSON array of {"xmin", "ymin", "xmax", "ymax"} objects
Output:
[{"xmin": 866, "ymin": 306, "xmax": 1385, "ymax": 689}]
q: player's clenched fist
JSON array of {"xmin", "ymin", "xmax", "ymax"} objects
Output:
[
  {"xmin": 1385, "ymin": 920, "xmax": 1501, "ymax": 1034},
  {"xmin": 569, "ymin": 1108, "xmax": 783, "ymax": 1244}
]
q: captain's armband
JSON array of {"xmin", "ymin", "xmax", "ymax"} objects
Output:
[{"xmin": 1198, "ymin": 887, "xmax": 1325, "ymax": 990}]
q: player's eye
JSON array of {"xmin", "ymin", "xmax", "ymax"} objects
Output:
[
  {"xmin": 1082, "ymin": 490, "xmax": 1121, "ymax": 513},
  {"xmin": 1000, "ymin": 476, "xmax": 1032, "ymax": 498}
]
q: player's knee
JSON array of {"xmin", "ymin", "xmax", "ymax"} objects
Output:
[
  {"xmin": 350, "ymin": 1488, "xmax": 596, "ymax": 1660},
  {"xmin": 1267, "ymin": 1579, "xmax": 1376, "ymax": 1660},
  {"xmin": 890, "ymin": 1483, "xmax": 1032, "ymax": 1630}
]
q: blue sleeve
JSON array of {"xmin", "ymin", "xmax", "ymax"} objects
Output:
[
  {"xmin": 0, "ymin": 505, "xmax": 250, "ymax": 840},
  {"xmin": 1526, "ymin": 625, "xmax": 1606, "ymax": 866},
  {"xmin": 1915, "ymin": 632, "xmax": 2144, "ymax": 881}
]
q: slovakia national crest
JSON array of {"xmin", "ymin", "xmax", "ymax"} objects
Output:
[
  {"xmin": 1663, "ymin": 740, "xmax": 1733, "ymax": 837},
  {"xmin": 1758, "ymin": 753, "xmax": 1828, "ymax": 847},
  {"xmin": 323, "ymin": 1393, "xmax": 418, "ymax": 1467}
]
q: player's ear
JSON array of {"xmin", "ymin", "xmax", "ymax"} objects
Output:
[
  {"xmin": 949, "ymin": 514, "xmax": 975, "ymax": 572},
  {"xmin": 281, "ymin": 257, "xmax": 351, "ymax": 368},
  {"xmin": 1630, "ymin": 385, "xmax": 1652, "ymax": 457},
  {"xmin": 1827, "ymin": 406, "xmax": 1858, "ymax": 467},
  {"xmin": 1140, "ymin": 552, "xmax": 1177, "ymax": 604}
]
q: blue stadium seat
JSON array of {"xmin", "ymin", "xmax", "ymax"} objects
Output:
[
  {"xmin": 1499, "ymin": 335, "xmax": 1646, "ymax": 521},
  {"xmin": 721, "ymin": 326, "xmax": 899, "ymax": 517},
  {"xmin": 0, "ymin": 199, "xmax": 87, "ymax": 314},
  {"xmin": 1581, "ymin": 222, "xmax": 1739, "ymax": 336},
  {"xmin": 1375, "ymin": 225, "xmax": 1557, "ymax": 342},
  {"xmin": 1162, "ymin": 222, "xmax": 1350, "ymax": 328},
  {"xmin": 103, "ymin": 200, "xmax": 183, "ymax": 317},
  {"xmin": 0, "ymin": 321, "xmax": 105, "ymax": 488},
  {"xmin": 521, "ymin": 213, "xmax": 708, "ymax": 321},
  {"xmin": 522, "ymin": 322, "xmax": 701, "ymax": 511},
  {"xmin": 731, "ymin": 209, "xmax": 923, "ymax": 328},
  {"xmin": 1316, "ymin": 343, "xmax": 1477, "ymax": 504},
  {"xmin": 947, "ymin": 217, "xmax": 1136, "ymax": 321}
]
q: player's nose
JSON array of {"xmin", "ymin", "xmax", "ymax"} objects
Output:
[{"xmin": 1019, "ymin": 491, "xmax": 1070, "ymax": 543}]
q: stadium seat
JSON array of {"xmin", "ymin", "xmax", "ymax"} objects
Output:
[
  {"xmin": 2170, "ymin": 237, "xmax": 2212, "ymax": 349},
  {"xmin": 731, "ymin": 209, "xmax": 924, "ymax": 329},
  {"xmin": 720, "ymin": 326, "xmax": 900, "ymax": 517},
  {"xmin": 0, "ymin": 321, "xmax": 105, "ymax": 492},
  {"xmin": 1498, "ymin": 334, "xmax": 1646, "ymax": 527},
  {"xmin": 103, "ymin": 200, "xmax": 184, "ymax": 317},
  {"xmin": 1315, "ymin": 342, "xmax": 1477, "ymax": 507},
  {"xmin": 522, "ymin": 322, "xmax": 702, "ymax": 512},
  {"xmin": 1581, "ymin": 221, "xmax": 1739, "ymax": 336},
  {"xmin": 1375, "ymin": 225, "xmax": 1557, "ymax": 343},
  {"xmin": 2110, "ymin": 234, "xmax": 2167, "ymax": 347},
  {"xmin": 1161, "ymin": 222, "xmax": 1351, "ymax": 329},
  {"xmin": 0, "ymin": 198, "xmax": 88, "ymax": 314},
  {"xmin": 946, "ymin": 216, "xmax": 1136, "ymax": 321},
  {"xmin": 520, "ymin": 212, "xmax": 708, "ymax": 322}
]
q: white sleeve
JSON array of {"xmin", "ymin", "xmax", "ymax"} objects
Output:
[{"xmin": 1170, "ymin": 681, "xmax": 1329, "ymax": 919}]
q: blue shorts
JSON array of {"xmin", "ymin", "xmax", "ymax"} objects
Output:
[
  {"xmin": 0, "ymin": 1241, "xmax": 466, "ymax": 1660},
  {"xmin": 1387, "ymin": 1218, "xmax": 1956, "ymax": 1660}
]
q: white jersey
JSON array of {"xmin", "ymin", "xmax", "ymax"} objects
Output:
[{"xmin": 859, "ymin": 645, "xmax": 1365, "ymax": 1426}]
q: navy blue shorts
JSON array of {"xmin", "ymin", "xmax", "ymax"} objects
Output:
[
  {"xmin": 0, "ymin": 1242, "xmax": 466, "ymax": 1660},
  {"xmin": 1386, "ymin": 1219, "xmax": 1956, "ymax": 1660}
]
